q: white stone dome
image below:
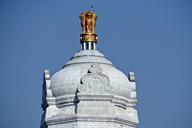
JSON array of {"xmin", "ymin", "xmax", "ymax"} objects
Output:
[{"xmin": 50, "ymin": 50, "xmax": 134, "ymax": 99}]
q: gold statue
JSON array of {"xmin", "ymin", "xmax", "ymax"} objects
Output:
[
  {"xmin": 80, "ymin": 10, "xmax": 98, "ymax": 43},
  {"xmin": 80, "ymin": 11, "xmax": 97, "ymax": 34}
]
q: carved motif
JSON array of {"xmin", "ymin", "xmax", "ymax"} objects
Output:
[{"xmin": 78, "ymin": 64, "xmax": 110, "ymax": 94}]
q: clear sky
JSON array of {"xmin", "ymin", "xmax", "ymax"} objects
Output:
[{"xmin": 0, "ymin": 0, "xmax": 192, "ymax": 128}]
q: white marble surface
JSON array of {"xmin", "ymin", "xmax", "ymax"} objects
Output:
[{"xmin": 41, "ymin": 50, "xmax": 139, "ymax": 128}]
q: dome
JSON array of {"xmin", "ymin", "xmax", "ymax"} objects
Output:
[
  {"xmin": 50, "ymin": 50, "xmax": 134, "ymax": 99},
  {"xmin": 41, "ymin": 10, "xmax": 139, "ymax": 128}
]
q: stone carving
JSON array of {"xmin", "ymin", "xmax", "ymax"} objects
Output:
[
  {"xmin": 128, "ymin": 72, "xmax": 135, "ymax": 82},
  {"xmin": 78, "ymin": 63, "xmax": 110, "ymax": 94},
  {"xmin": 42, "ymin": 70, "xmax": 52, "ymax": 110}
]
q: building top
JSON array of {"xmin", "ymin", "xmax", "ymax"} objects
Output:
[
  {"xmin": 50, "ymin": 50, "xmax": 136, "ymax": 100},
  {"xmin": 47, "ymin": 10, "xmax": 137, "ymax": 102},
  {"xmin": 41, "ymin": 10, "xmax": 139, "ymax": 128}
]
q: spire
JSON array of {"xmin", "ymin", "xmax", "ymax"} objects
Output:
[{"xmin": 79, "ymin": 10, "xmax": 98, "ymax": 50}]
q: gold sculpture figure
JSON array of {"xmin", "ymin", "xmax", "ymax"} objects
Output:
[
  {"xmin": 80, "ymin": 10, "xmax": 97, "ymax": 43},
  {"xmin": 80, "ymin": 11, "xmax": 97, "ymax": 34}
]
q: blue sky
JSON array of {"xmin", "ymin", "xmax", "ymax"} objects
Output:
[{"xmin": 0, "ymin": 0, "xmax": 192, "ymax": 128}]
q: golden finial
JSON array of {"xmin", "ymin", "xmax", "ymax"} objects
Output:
[{"xmin": 80, "ymin": 9, "xmax": 97, "ymax": 43}]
